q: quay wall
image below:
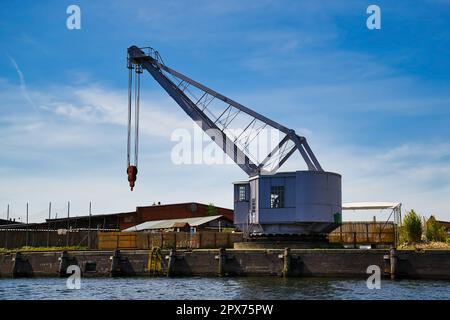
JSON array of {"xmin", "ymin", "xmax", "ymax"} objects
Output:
[{"xmin": 1, "ymin": 249, "xmax": 450, "ymax": 280}]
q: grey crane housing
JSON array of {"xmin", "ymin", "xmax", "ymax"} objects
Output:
[{"xmin": 234, "ymin": 171, "xmax": 342, "ymax": 235}]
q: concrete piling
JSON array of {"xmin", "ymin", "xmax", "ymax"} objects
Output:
[
  {"xmin": 110, "ymin": 250, "xmax": 135, "ymax": 277},
  {"xmin": 58, "ymin": 250, "xmax": 78, "ymax": 277},
  {"xmin": 282, "ymin": 248, "xmax": 291, "ymax": 277},
  {"xmin": 13, "ymin": 252, "xmax": 33, "ymax": 278},
  {"xmin": 390, "ymin": 248, "xmax": 398, "ymax": 280},
  {"xmin": 218, "ymin": 248, "xmax": 226, "ymax": 277},
  {"xmin": 167, "ymin": 249, "xmax": 176, "ymax": 277},
  {"xmin": 110, "ymin": 249, "xmax": 122, "ymax": 277}
]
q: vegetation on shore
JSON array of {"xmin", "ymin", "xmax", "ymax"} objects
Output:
[
  {"xmin": 398, "ymin": 241, "xmax": 450, "ymax": 250},
  {"xmin": 0, "ymin": 246, "xmax": 88, "ymax": 253},
  {"xmin": 399, "ymin": 209, "xmax": 450, "ymax": 250}
]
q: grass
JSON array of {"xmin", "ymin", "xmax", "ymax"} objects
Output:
[
  {"xmin": 398, "ymin": 241, "xmax": 450, "ymax": 250},
  {"xmin": 0, "ymin": 246, "xmax": 88, "ymax": 253}
]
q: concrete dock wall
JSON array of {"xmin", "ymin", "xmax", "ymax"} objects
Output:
[
  {"xmin": 395, "ymin": 250, "xmax": 450, "ymax": 279},
  {"xmin": 0, "ymin": 249, "xmax": 449, "ymax": 280}
]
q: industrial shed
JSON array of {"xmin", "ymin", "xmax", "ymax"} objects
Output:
[
  {"xmin": 118, "ymin": 202, "xmax": 234, "ymax": 230},
  {"xmin": 122, "ymin": 215, "xmax": 234, "ymax": 233}
]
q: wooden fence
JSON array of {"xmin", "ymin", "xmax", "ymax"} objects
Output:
[
  {"xmin": 328, "ymin": 222, "xmax": 395, "ymax": 246},
  {"xmin": 98, "ymin": 231, "xmax": 244, "ymax": 250},
  {"xmin": 0, "ymin": 230, "xmax": 98, "ymax": 249}
]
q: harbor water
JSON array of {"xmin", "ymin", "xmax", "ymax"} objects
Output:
[{"xmin": 1, "ymin": 277, "xmax": 450, "ymax": 300}]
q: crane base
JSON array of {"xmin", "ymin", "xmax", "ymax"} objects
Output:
[{"xmin": 234, "ymin": 234, "xmax": 343, "ymax": 249}]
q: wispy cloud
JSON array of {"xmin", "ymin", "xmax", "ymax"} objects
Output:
[
  {"xmin": 7, "ymin": 55, "xmax": 37, "ymax": 111},
  {"xmin": 44, "ymin": 85, "xmax": 191, "ymax": 138}
]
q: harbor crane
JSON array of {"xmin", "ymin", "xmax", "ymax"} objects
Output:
[{"xmin": 126, "ymin": 46, "xmax": 342, "ymax": 236}]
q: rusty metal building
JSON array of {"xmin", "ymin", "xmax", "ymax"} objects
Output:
[
  {"xmin": 0, "ymin": 203, "xmax": 234, "ymax": 231},
  {"xmin": 119, "ymin": 203, "xmax": 234, "ymax": 230}
]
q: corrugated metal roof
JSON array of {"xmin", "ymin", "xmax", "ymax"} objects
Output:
[{"xmin": 122, "ymin": 215, "xmax": 224, "ymax": 232}]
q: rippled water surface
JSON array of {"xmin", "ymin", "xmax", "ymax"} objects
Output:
[{"xmin": 1, "ymin": 277, "xmax": 450, "ymax": 300}]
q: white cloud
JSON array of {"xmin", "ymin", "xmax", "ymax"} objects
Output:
[{"xmin": 42, "ymin": 85, "xmax": 192, "ymax": 138}]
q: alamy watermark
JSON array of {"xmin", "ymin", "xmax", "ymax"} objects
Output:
[
  {"xmin": 66, "ymin": 265, "xmax": 81, "ymax": 289},
  {"xmin": 366, "ymin": 265, "xmax": 381, "ymax": 289},
  {"xmin": 170, "ymin": 121, "xmax": 284, "ymax": 170},
  {"xmin": 66, "ymin": 5, "xmax": 81, "ymax": 30},
  {"xmin": 366, "ymin": 5, "xmax": 381, "ymax": 30}
]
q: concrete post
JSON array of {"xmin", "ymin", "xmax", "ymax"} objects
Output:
[
  {"xmin": 282, "ymin": 248, "xmax": 291, "ymax": 277},
  {"xmin": 12, "ymin": 252, "xmax": 20, "ymax": 277},
  {"xmin": 390, "ymin": 248, "xmax": 398, "ymax": 280},
  {"xmin": 58, "ymin": 250, "xmax": 70, "ymax": 277},
  {"xmin": 110, "ymin": 249, "xmax": 121, "ymax": 277},
  {"xmin": 218, "ymin": 248, "xmax": 226, "ymax": 277},
  {"xmin": 167, "ymin": 248, "xmax": 176, "ymax": 277}
]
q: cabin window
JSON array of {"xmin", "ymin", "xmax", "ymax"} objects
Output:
[
  {"xmin": 238, "ymin": 186, "xmax": 247, "ymax": 201},
  {"xmin": 270, "ymin": 186, "xmax": 284, "ymax": 208}
]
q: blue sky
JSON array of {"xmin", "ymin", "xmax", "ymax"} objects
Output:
[{"xmin": 0, "ymin": 0, "xmax": 449, "ymax": 222}]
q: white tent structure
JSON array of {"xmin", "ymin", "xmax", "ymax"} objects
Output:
[
  {"xmin": 343, "ymin": 202, "xmax": 401, "ymax": 211},
  {"xmin": 342, "ymin": 202, "xmax": 402, "ymax": 246}
]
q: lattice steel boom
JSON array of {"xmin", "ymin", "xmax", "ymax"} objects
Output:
[{"xmin": 127, "ymin": 45, "xmax": 323, "ymax": 178}]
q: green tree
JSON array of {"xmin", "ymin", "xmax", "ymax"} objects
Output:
[
  {"xmin": 401, "ymin": 209, "xmax": 423, "ymax": 244},
  {"xmin": 207, "ymin": 203, "xmax": 217, "ymax": 216},
  {"xmin": 426, "ymin": 215, "xmax": 447, "ymax": 242}
]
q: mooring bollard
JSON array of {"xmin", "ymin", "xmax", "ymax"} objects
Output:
[
  {"xmin": 218, "ymin": 248, "xmax": 226, "ymax": 277},
  {"xmin": 390, "ymin": 248, "xmax": 398, "ymax": 280},
  {"xmin": 166, "ymin": 248, "xmax": 176, "ymax": 277},
  {"xmin": 282, "ymin": 248, "xmax": 291, "ymax": 277}
]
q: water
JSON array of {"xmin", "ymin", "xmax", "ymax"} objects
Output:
[{"xmin": 1, "ymin": 277, "xmax": 449, "ymax": 300}]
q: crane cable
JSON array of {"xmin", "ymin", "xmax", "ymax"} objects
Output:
[
  {"xmin": 126, "ymin": 62, "xmax": 140, "ymax": 191},
  {"xmin": 135, "ymin": 65, "xmax": 141, "ymax": 167},
  {"xmin": 127, "ymin": 64, "xmax": 132, "ymax": 167}
]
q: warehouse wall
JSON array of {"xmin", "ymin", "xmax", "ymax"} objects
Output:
[
  {"xmin": 328, "ymin": 222, "xmax": 395, "ymax": 246},
  {"xmin": 97, "ymin": 231, "xmax": 243, "ymax": 250}
]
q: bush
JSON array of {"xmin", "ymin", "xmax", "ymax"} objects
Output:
[
  {"xmin": 426, "ymin": 215, "xmax": 447, "ymax": 242},
  {"xmin": 401, "ymin": 209, "xmax": 423, "ymax": 244},
  {"xmin": 207, "ymin": 203, "xmax": 217, "ymax": 216}
]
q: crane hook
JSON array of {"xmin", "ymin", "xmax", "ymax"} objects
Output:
[{"xmin": 127, "ymin": 165, "xmax": 138, "ymax": 191}]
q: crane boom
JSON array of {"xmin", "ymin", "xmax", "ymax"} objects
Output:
[{"xmin": 126, "ymin": 45, "xmax": 323, "ymax": 189}]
